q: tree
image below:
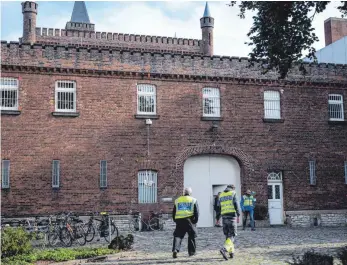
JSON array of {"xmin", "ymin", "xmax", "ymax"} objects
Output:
[{"xmin": 229, "ymin": 1, "xmax": 347, "ymax": 79}]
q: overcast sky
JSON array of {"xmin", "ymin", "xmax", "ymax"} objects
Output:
[{"xmin": 0, "ymin": 1, "xmax": 344, "ymax": 57}]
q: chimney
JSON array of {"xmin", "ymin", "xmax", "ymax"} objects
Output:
[{"xmin": 324, "ymin": 17, "xmax": 347, "ymax": 46}]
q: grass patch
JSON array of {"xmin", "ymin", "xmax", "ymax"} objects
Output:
[{"xmin": 2, "ymin": 247, "xmax": 120, "ymax": 265}]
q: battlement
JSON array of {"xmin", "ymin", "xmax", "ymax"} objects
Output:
[
  {"xmin": 34, "ymin": 27, "xmax": 202, "ymax": 54},
  {"xmin": 1, "ymin": 41, "xmax": 347, "ymax": 83}
]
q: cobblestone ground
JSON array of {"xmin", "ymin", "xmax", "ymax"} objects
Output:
[{"xmin": 54, "ymin": 226, "xmax": 347, "ymax": 265}]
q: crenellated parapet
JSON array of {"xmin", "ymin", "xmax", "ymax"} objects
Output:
[
  {"xmin": 34, "ymin": 27, "xmax": 202, "ymax": 54},
  {"xmin": 1, "ymin": 41, "xmax": 347, "ymax": 83}
]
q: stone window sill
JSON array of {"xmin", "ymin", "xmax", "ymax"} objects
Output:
[
  {"xmin": 263, "ymin": 118, "xmax": 285, "ymax": 123},
  {"xmin": 328, "ymin": 120, "xmax": 347, "ymax": 125},
  {"xmin": 1, "ymin": 110, "xmax": 21, "ymax": 116},
  {"xmin": 201, "ymin": 117, "xmax": 223, "ymax": 121},
  {"xmin": 134, "ymin": 114, "xmax": 160, "ymax": 119},
  {"xmin": 52, "ymin": 112, "xmax": 80, "ymax": 117}
]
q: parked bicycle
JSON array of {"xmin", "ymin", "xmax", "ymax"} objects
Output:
[
  {"xmin": 84, "ymin": 212, "xmax": 118, "ymax": 243},
  {"xmin": 59, "ymin": 212, "xmax": 87, "ymax": 247},
  {"xmin": 129, "ymin": 210, "xmax": 165, "ymax": 232}
]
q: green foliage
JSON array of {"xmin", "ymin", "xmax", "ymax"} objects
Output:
[
  {"xmin": 1, "ymin": 247, "xmax": 120, "ymax": 265},
  {"xmin": 337, "ymin": 246, "xmax": 347, "ymax": 265},
  {"xmin": 288, "ymin": 250, "xmax": 333, "ymax": 265},
  {"xmin": 254, "ymin": 204, "xmax": 268, "ymax": 220},
  {"xmin": 1, "ymin": 227, "xmax": 33, "ymax": 258},
  {"xmin": 229, "ymin": 1, "xmax": 347, "ymax": 79}
]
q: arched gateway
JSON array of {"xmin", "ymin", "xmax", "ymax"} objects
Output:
[{"xmin": 173, "ymin": 145, "xmax": 256, "ymax": 228}]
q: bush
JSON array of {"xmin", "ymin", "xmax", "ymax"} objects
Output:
[
  {"xmin": 254, "ymin": 204, "xmax": 268, "ymax": 220},
  {"xmin": 338, "ymin": 246, "xmax": 347, "ymax": 265},
  {"xmin": 288, "ymin": 250, "xmax": 334, "ymax": 265},
  {"xmin": 1, "ymin": 227, "xmax": 33, "ymax": 258}
]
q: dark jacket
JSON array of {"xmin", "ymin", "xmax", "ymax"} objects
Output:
[
  {"xmin": 218, "ymin": 187, "xmax": 241, "ymax": 218},
  {"xmin": 172, "ymin": 195, "xmax": 199, "ymax": 224},
  {"xmin": 214, "ymin": 196, "xmax": 221, "ymax": 213}
]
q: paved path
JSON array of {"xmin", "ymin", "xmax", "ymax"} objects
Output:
[{"xmin": 56, "ymin": 226, "xmax": 347, "ymax": 265}]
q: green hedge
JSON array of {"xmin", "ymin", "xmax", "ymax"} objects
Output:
[{"xmin": 1, "ymin": 227, "xmax": 32, "ymax": 258}]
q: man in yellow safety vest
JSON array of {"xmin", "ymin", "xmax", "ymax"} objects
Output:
[
  {"xmin": 241, "ymin": 189, "xmax": 256, "ymax": 231},
  {"xmin": 172, "ymin": 187, "xmax": 199, "ymax": 259},
  {"xmin": 218, "ymin": 184, "xmax": 240, "ymax": 261}
]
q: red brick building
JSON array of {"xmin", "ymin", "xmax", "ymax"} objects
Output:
[{"xmin": 1, "ymin": 1, "xmax": 347, "ymax": 227}]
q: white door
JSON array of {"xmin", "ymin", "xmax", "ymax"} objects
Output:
[
  {"xmin": 184, "ymin": 155, "xmax": 241, "ymax": 227},
  {"xmin": 268, "ymin": 181, "xmax": 283, "ymax": 225}
]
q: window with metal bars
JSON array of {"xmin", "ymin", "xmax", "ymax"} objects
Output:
[
  {"xmin": 55, "ymin": 81, "xmax": 76, "ymax": 112},
  {"xmin": 345, "ymin": 161, "xmax": 347, "ymax": 184},
  {"xmin": 264, "ymin": 91, "xmax": 281, "ymax": 119},
  {"xmin": 328, "ymin": 94, "xmax": 344, "ymax": 121},
  {"xmin": 0, "ymin": 77, "xmax": 19, "ymax": 110},
  {"xmin": 52, "ymin": 160, "xmax": 60, "ymax": 188},
  {"xmin": 203, "ymin": 88, "xmax": 220, "ymax": 117},
  {"xmin": 138, "ymin": 170, "xmax": 157, "ymax": 203},
  {"xmin": 137, "ymin": 84, "xmax": 156, "ymax": 115},
  {"xmin": 100, "ymin": 160, "xmax": 107, "ymax": 188},
  {"xmin": 1, "ymin": 160, "xmax": 10, "ymax": 189},
  {"xmin": 309, "ymin": 160, "xmax": 316, "ymax": 185}
]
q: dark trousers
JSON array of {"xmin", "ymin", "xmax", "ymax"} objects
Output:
[
  {"xmin": 215, "ymin": 211, "xmax": 221, "ymax": 221},
  {"xmin": 243, "ymin": 209, "xmax": 255, "ymax": 229},
  {"xmin": 222, "ymin": 216, "xmax": 237, "ymax": 240},
  {"xmin": 172, "ymin": 218, "xmax": 197, "ymax": 255}
]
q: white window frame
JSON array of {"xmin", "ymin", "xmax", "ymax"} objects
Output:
[
  {"xmin": 138, "ymin": 170, "xmax": 157, "ymax": 203},
  {"xmin": 100, "ymin": 160, "xmax": 107, "ymax": 188},
  {"xmin": 328, "ymin": 94, "xmax": 344, "ymax": 121},
  {"xmin": 203, "ymin": 87, "xmax": 220, "ymax": 117},
  {"xmin": 344, "ymin": 161, "xmax": 347, "ymax": 185},
  {"xmin": 2, "ymin": 160, "xmax": 10, "ymax": 189},
  {"xmin": 264, "ymin": 90, "xmax": 281, "ymax": 119},
  {"xmin": 55, "ymin": 81, "xmax": 76, "ymax": 112},
  {"xmin": 0, "ymin": 77, "xmax": 19, "ymax": 111},
  {"xmin": 137, "ymin": 84, "xmax": 156, "ymax": 115},
  {"xmin": 309, "ymin": 160, "xmax": 316, "ymax": 185},
  {"xmin": 52, "ymin": 160, "xmax": 60, "ymax": 188}
]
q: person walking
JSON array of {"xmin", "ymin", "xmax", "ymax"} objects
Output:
[
  {"xmin": 219, "ymin": 184, "xmax": 241, "ymax": 260},
  {"xmin": 214, "ymin": 192, "xmax": 222, "ymax": 227},
  {"xmin": 241, "ymin": 189, "xmax": 256, "ymax": 231},
  {"xmin": 172, "ymin": 187, "xmax": 199, "ymax": 258}
]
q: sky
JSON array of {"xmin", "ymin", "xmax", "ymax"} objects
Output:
[{"xmin": 0, "ymin": 1, "xmax": 344, "ymax": 57}]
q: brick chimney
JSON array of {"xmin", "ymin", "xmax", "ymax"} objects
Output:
[{"xmin": 324, "ymin": 17, "xmax": 347, "ymax": 46}]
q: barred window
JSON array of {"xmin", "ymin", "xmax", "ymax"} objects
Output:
[
  {"xmin": 328, "ymin": 94, "xmax": 344, "ymax": 121},
  {"xmin": 0, "ymin": 77, "xmax": 19, "ymax": 110},
  {"xmin": 344, "ymin": 161, "xmax": 347, "ymax": 185},
  {"xmin": 137, "ymin": 84, "xmax": 156, "ymax": 115},
  {"xmin": 203, "ymin": 88, "xmax": 220, "ymax": 117},
  {"xmin": 1, "ymin": 160, "xmax": 10, "ymax": 189},
  {"xmin": 52, "ymin": 160, "xmax": 60, "ymax": 188},
  {"xmin": 264, "ymin": 91, "xmax": 281, "ymax": 119},
  {"xmin": 100, "ymin": 160, "xmax": 107, "ymax": 188},
  {"xmin": 138, "ymin": 170, "xmax": 157, "ymax": 203},
  {"xmin": 55, "ymin": 81, "xmax": 76, "ymax": 112},
  {"xmin": 309, "ymin": 160, "xmax": 316, "ymax": 185}
]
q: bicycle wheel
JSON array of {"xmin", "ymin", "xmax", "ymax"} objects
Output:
[
  {"xmin": 149, "ymin": 217, "xmax": 163, "ymax": 231},
  {"xmin": 48, "ymin": 230, "xmax": 60, "ymax": 247},
  {"xmin": 85, "ymin": 224, "xmax": 95, "ymax": 242},
  {"xmin": 60, "ymin": 227, "xmax": 72, "ymax": 247},
  {"xmin": 75, "ymin": 225, "xmax": 87, "ymax": 246},
  {"xmin": 128, "ymin": 219, "xmax": 139, "ymax": 233}
]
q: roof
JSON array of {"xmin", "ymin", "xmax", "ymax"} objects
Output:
[
  {"xmin": 304, "ymin": 36, "xmax": 347, "ymax": 64},
  {"xmin": 70, "ymin": 1, "xmax": 90, "ymax": 23},
  {"xmin": 203, "ymin": 2, "xmax": 211, "ymax": 17}
]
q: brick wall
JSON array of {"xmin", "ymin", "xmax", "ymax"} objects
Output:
[{"xmin": 1, "ymin": 70, "xmax": 346, "ymax": 217}]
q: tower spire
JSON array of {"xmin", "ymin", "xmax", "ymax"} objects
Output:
[
  {"xmin": 71, "ymin": 1, "xmax": 90, "ymax": 23},
  {"xmin": 203, "ymin": 2, "xmax": 211, "ymax": 18}
]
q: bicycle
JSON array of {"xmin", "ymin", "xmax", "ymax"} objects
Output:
[
  {"xmin": 59, "ymin": 212, "xmax": 87, "ymax": 247},
  {"xmin": 85, "ymin": 212, "xmax": 118, "ymax": 243},
  {"xmin": 129, "ymin": 210, "xmax": 165, "ymax": 232}
]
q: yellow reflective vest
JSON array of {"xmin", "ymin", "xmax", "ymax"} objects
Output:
[
  {"xmin": 175, "ymin": 195, "xmax": 197, "ymax": 219},
  {"xmin": 219, "ymin": 190, "xmax": 236, "ymax": 215},
  {"xmin": 243, "ymin": 195, "xmax": 254, "ymax": 207}
]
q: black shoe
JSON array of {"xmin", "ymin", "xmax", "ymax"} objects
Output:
[
  {"xmin": 189, "ymin": 252, "xmax": 196, "ymax": 257},
  {"xmin": 173, "ymin": 252, "xmax": 177, "ymax": 259},
  {"xmin": 242, "ymin": 227, "xmax": 245, "ymax": 231},
  {"xmin": 229, "ymin": 253, "xmax": 234, "ymax": 259},
  {"xmin": 220, "ymin": 248, "xmax": 228, "ymax": 261},
  {"xmin": 251, "ymin": 228, "xmax": 256, "ymax": 231}
]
